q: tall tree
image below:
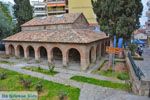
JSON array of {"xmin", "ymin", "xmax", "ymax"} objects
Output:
[
  {"xmin": 92, "ymin": 0, "xmax": 143, "ymax": 42},
  {"xmin": 14, "ymin": 0, "xmax": 33, "ymax": 31},
  {"xmin": 0, "ymin": 2, "xmax": 14, "ymax": 40}
]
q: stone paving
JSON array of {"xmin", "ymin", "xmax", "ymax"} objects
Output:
[
  {"xmin": 0, "ymin": 57, "xmax": 149, "ymax": 100},
  {"xmin": 134, "ymin": 47, "xmax": 150, "ymax": 81}
]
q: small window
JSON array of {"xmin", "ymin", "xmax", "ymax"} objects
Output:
[{"xmin": 44, "ymin": 26, "xmax": 46, "ymax": 29}]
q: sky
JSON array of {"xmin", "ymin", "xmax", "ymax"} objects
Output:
[{"xmin": 0, "ymin": 0, "xmax": 149, "ymax": 26}]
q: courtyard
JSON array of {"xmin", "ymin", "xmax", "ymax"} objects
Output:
[{"xmin": 0, "ymin": 54, "xmax": 149, "ymax": 100}]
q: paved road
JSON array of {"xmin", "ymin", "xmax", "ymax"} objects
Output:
[{"xmin": 135, "ymin": 47, "xmax": 150, "ymax": 81}]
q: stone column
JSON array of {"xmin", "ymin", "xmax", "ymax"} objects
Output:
[
  {"xmin": 24, "ymin": 47, "xmax": 28, "ymax": 59},
  {"xmin": 48, "ymin": 48, "xmax": 52, "ymax": 63},
  {"xmin": 62, "ymin": 50, "xmax": 68, "ymax": 66},
  {"xmin": 81, "ymin": 47, "xmax": 90, "ymax": 71},
  {"xmin": 92, "ymin": 46, "xmax": 97, "ymax": 63},
  {"xmin": 5, "ymin": 45, "xmax": 9, "ymax": 55},
  {"xmin": 35, "ymin": 47, "xmax": 39, "ymax": 60},
  {"xmin": 14, "ymin": 46, "xmax": 19, "ymax": 57}
]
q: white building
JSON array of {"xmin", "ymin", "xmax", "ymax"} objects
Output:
[{"xmin": 32, "ymin": 1, "xmax": 47, "ymax": 17}]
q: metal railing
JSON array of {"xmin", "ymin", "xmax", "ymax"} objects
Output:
[{"xmin": 128, "ymin": 52, "xmax": 145, "ymax": 80}]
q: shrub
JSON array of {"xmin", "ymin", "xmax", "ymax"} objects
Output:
[
  {"xmin": 58, "ymin": 91, "xmax": 68, "ymax": 100},
  {"xmin": 117, "ymin": 72, "xmax": 129, "ymax": 80},
  {"xmin": 48, "ymin": 63, "xmax": 55, "ymax": 73},
  {"xmin": 128, "ymin": 43, "xmax": 137, "ymax": 56},
  {"xmin": 0, "ymin": 72, "xmax": 7, "ymax": 80},
  {"xmin": 19, "ymin": 76, "xmax": 32, "ymax": 89},
  {"xmin": 35, "ymin": 81, "xmax": 43, "ymax": 93},
  {"xmin": 38, "ymin": 66, "xmax": 41, "ymax": 70}
]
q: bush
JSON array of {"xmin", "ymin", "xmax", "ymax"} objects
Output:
[
  {"xmin": 0, "ymin": 72, "xmax": 7, "ymax": 80},
  {"xmin": 117, "ymin": 72, "xmax": 129, "ymax": 80},
  {"xmin": 128, "ymin": 43, "xmax": 137, "ymax": 56},
  {"xmin": 48, "ymin": 63, "xmax": 55, "ymax": 73},
  {"xmin": 58, "ymin": 91, "xmax": 68, "ymax": 100},
  {"xmin": 35, "ymin": 81, "xmax": 43, "ymax": 93},
  {"xmin": 19, "ymin": 76, "xmax": 32, "ymax": 89},
  {"xmin": 38, "ymin": 66, "xmax": 41, "ymax": 70}
]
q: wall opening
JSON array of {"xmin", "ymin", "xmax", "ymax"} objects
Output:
[
  {"xmin": 8, "ymin": 44, "xmax": 15, "ymax": 55},
  {"xmin": 68, "ymin": 48, "xmax": 80, "ymax": 65},
  {"xmin": 17, "ymin": 45, "xmax": 24, "ymax": 57},
  {"xmin": 39, "ymin": 46, "xmax": 47, "ymax": 60},
  {"xmin": 52, "ymin": 47, "xmax": 62, "ymax": 64},
  {"xmin": 96, "ymin": 44, "xmax": 100, "ymax": 60},
  {"xmin": 27, "ymin": 46, "xmax": 35, "ymax": 58}
]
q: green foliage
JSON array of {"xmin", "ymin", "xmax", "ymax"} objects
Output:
[
  {"xmin": 19, "ymin": 76, "xmax": 32, "ymax": 89},
  {"xmin": 35, "ymin": 81, "xmax": 43, "ymax": 93},
  {"xmin": 0, "ymin": 2, "xmax": 14, "ymax": 40},
  {"xmin": 48, "ymin": 63, "xmax": 55, "ymax": 73},
  {"xmin": 22, "ymin": 66, "xmax": 58, "ymax": 76},
  {"xmin": 117, "ymin": 72, "xmax": 129, "ymax": 80},
  {"xmin": 14, "ymin": 0, "xmax": 33, "ymax": 31},
  {"xmin": 128, "ymin": 43, "xmax": 137, "ymax": 56},
  {"xmin": 0, "ymin": 72, "xmax": 7, "ymax": 80},
  {"xmin": 58, "ymin": 91, "xmax": 68, "ymax": 100},
  {"xmin": 92, "ymin": 0, "xmax": 143, "ymax": 40},
  {"xmin": 0, "ymin": 68, "xmax": 80, "ymax": 100},
  {"xmin": 71, "ymin": 76, "xmax": 130, "ymax": 91}
]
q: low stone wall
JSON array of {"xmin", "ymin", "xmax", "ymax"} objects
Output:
[
  {"xmin": 125, "ymin": 52, "xmax": 150, "ymax": 96},
  {"xmin": 0, "ymin": 51, "xmax": 5, "ymax": 54}
]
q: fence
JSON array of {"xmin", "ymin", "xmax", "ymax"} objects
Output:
[{"xmin": 128, "ymin": 52, "xmax": 144, "ymax": 80}]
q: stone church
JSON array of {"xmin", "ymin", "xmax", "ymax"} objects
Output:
[{"xmin": 3, "ymin": 13, "xmax": 110, "ymax": 70}]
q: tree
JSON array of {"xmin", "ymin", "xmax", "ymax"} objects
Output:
[
  {"xmin": 0, "ymin": 2, "xmax": 14, "ymax": 40},
  {"xmin": 92, "ymin": 0, "xmax": 143, "ymax": 42},
  {"xmin": 14, "ymin": 0, "xmax": 33, "ymax": 31}
]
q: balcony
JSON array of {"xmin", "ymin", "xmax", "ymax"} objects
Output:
[
  {"xmin": 146, "ymin": 11, "xmax": 150, "ymax": 17},
  {"xmin": 48, "ymin": 9, "xmax": 66, "ymax": 14},
  {"xmin": 47, "ymin": 0, "xmax": 65, "ymax": 4}
]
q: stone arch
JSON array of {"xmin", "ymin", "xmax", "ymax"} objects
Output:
[
  {"xmin": 38, "ymin": 46, "xmax": 47, "ymax": 60},
  {"xmin": 51, "ymin": 47, "xmax": 63, "ymax": 64},
  {"xmin": 67, "ymin": 48, "xmax": 81, "ymax": 66},
  {"xmin": 17, "ymin": 45, "xmax": 24, "ymax": 57},
  {"xmin": 8, "ymin": 44, "xmax": 15, "ymax": 55},
  {"xmin": 26, "ymin": 46, "xmax": 35, "ymax": 58},
  {"xmin": 89, "ymin": 46, "xmax": 95, "ymax": 63}
]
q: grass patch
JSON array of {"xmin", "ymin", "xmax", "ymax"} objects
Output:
[
  {"xmin": 22, "ymin": 66, "xmax": 58, "ymax": 76},
  {"xmin": 97, "ymin": 70, "xmax": 129, "ymax": 80},
  {"xmin": 0, "ymin": 60, "xmax": 14, "ymax": 65},
  {"xmin": 0, "ymin": 68, "xmax": 80, "ymax": 100},
  {"xmin": 71, "ymin": 76, "xmax": 131, "ymax": 91}
]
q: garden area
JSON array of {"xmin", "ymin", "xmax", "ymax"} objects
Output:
[
  {"xmin": 93, "ymin": 59, "xmax": 130, "ymax": 81},
  {"xmin": 0, "ymin": 68, "xmax": 80, "ymax": 100}
]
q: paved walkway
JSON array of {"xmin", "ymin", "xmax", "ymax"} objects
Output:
[
  {"xmin": 0, "ymin": 57, "xmax": 149, "ymax": 100},
  {"xmin": 134, "ymin": 47, "xmax": 150, "ymax": 81}
]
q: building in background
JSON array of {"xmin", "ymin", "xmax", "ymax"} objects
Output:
[
  {"xmin": 32, "ymin": 1, "xmax": 47, "ymax": 17},
  {"xmin": 146, "ymin": 0, "xmax": 150, "ymax": 45},
  {"xmin": 45, "ymin": 0, "xmax": 68, "ymax": 15},
  {"xmin": 32, "ymin": 0, "xmax": 97, "ymax": 25},
  {"xmin": 68, "ymin": 0, "xmax": 97, "ymax": 25}
]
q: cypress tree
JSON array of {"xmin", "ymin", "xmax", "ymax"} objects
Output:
[
  {"xmin": 92, "ymin": 0, "xmax": 143, "ymax": 41},
  {"xmin": 14, "ymin": 0, "xmax": 33, "ymax": 31}
]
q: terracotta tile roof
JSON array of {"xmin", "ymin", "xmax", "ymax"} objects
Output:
[
  {"xmin": 3, "ymin": 29, "xmax": 108, "ymax": 43},
  {"xmin": 21, "ymin": 13, "xmax": 82, "ymax": 27}
]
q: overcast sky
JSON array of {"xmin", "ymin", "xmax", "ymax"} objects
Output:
[{"xmin": 0, "ymin": 0, "xmax": 149, "ymax": 26}]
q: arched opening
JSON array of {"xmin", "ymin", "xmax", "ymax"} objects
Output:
[
  {"xmin": 27, "ymin": 46, "xmax": 35, "ymax": 58},
  {"xmin": 38, "ymin": 46, "xmax": 47, "ymax": 60},
  {"xmin": 8, "ymin": 44, "xmax": 15, "ymax": 55},
  {"xmin": 96, "ymin": 44, "xmax": 100, "ymax": 60},
  {"xmin": 52, "ymin": 47, "xmax": 62, "ymax": 64},
  {"xmin": 89, "ymin": 47, "xmax": 94, "ymax": 63},
  {"xmin": 68, "ymin": 48, "xmax": 80, "ymax": 66},
  {"xmin": 17, "ymin": 45, "xmax": 24, "ymax": 57}
]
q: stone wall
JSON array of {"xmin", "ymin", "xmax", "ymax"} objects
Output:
[
  {"xmin": 125, "ymin": 52, "xmax": 150, "ymax": 96},
  {"xmin": 5, "ymin": 39, "xmax": 109, "ymax": 71}
]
